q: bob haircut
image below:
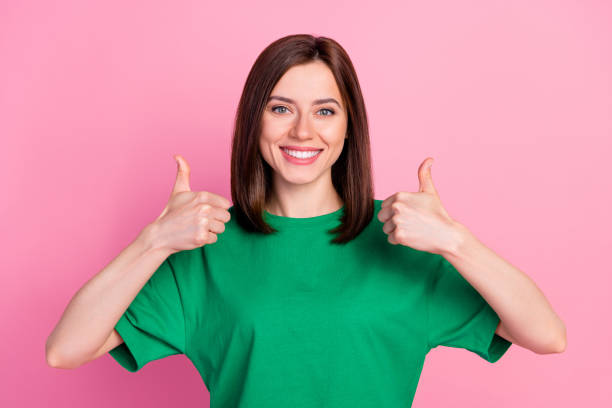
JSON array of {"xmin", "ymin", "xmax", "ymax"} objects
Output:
[{"xmin": 230, "ymin": 34, "xmax": 374, "ymax": 244}]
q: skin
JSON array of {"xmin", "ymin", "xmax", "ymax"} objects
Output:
[
  {"xmin": 259, "ymin": 60, "xmax": 347, "ymax": 218},
  {"xmin": 378, "ymin": 159, "xmax": 567, "ymax": 353},
  {"xmin": 258, "ymin": 60, "xmax": 567, "ymax": 354}
]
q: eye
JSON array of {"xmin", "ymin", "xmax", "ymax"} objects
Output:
[
  {"xmin": 318, "ymin": 108, "xmax": 335, "ymax": 116},
  {"xmin": 271, "ymin": 105, "xmax": 289, "ymax": 114},
  {"xmin": 270, "ymin": 105, "xmax": 335, "ymax": 116}
]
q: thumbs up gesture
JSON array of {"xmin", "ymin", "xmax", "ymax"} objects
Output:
[
  {"xmin": 377, "ymin": 158, "xmax": 461, "ymax": 255},
  {"xmin": 150, "ymin": 154, "xmax": 232, "ymax": 255}
]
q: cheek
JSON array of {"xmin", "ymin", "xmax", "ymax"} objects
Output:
[
  {"xmin": 259, "ymin": 119, "xmax": 275, "ymax": 149},
  {"xmin": 321, "ymin": 132, "xmax": 347, "ymax": 150},
  {"xmin": 260, "ymin": 118, "xmax": 286, "ymax": 146},
  {"xmin": 258, "ymin": 135, "xmax": 281, "ymax": 168},
  {"xmin": 261, "ymin": 113, "xmax": 289, "ymax": 134},
  {"xmin": 319, "ymin": 120, "xmax": 347, "ymax": 143},
  {"xmin": 258, "ymin": 139, "xmax": 272, "ymax": 163}
]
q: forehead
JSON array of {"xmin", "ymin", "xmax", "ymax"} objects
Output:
[{"xmin": 270, "ymin": 61, "xmax": 343, "ymax": 104}]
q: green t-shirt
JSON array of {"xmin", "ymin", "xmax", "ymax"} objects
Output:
[{"xmin": 109, "ymin": 198, "xmax": 511, "ymax": 406}]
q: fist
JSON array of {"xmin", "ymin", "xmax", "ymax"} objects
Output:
[
  {"xmin": 377, "ymin": 158, "xmax": 459, "ymax": 255},
  {"xmin": 151, "ymin": 154, "xmax": 232, "ymax": 254}
]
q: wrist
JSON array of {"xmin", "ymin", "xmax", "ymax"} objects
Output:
[
  {"xmin": 137, "ymin": 222, "xmax": 174, "ymax": 258},
  {"xmin": 439, "ymin": 220, "xmax": 472, "ymax": 260}
]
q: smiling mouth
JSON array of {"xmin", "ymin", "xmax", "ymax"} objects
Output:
[{"xmin": 280, "ymin": 146, "xmax": 323, "ymax": 159}]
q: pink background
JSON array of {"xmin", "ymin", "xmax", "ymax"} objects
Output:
[{"xmin": 2, "ymin": 0, "xmax": 610, "ymax": 406}]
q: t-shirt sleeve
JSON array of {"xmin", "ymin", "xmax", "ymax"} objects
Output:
[
  {"xmin": 108, "ymin": 254, "xmax": 187, "ymax": 372},
  {"xmin": 426, "ymin": 255, "xmax": 512, "ymax": 363}
]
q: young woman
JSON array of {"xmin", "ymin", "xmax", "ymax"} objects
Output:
[{"xmin": 46, "ymin": 34, "xmax": 566, "ymax": 407}]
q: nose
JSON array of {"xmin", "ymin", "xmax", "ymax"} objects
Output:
[{"xmin": 290, "ymin": 112, "xmax": 315, "ymax": 141}]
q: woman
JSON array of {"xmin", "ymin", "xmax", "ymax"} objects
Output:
[{"xmin": 46, "ymin": 34, "xmax": 566, "ymax": 407}]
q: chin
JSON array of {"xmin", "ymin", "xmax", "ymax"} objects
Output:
[
  {"xmin": 278, "ymin": 172, "xmax": 320, "ymax": 186},
  {"xmin": 282, "ymin": 177, "xmax": 317, "ymax": 185}
]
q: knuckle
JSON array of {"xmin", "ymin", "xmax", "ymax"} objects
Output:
[
  {"xmin": 196, "ymin": 230, "xmax": 209, "ymax": 244},
  {"xmin": 199, "ymin": 203, "xmax": 212, "ymax": 214},
  {"xmin": 187, "ymin": 191, "xmax": 199, "ymax": 202},
  {"xmin": 394, "ymin": 228, "xmax": 406, "ymax": 239}
]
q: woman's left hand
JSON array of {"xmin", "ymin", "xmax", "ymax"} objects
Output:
[{"xmin": 378, "ymin": 157, "xmax": 463, "ymax": 255}]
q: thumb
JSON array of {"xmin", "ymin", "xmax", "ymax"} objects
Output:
[
  {"xmin": 172, "ymin": 154, "xmax": 192, "ymax": 194},
  {"xmin": 418, "ymin": 157, "xmax": 438, "ymax": 194}
]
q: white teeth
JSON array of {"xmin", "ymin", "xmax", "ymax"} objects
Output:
[{"xmin": 281, "ymin": 148, "xmax": 321, "ymax": 159}]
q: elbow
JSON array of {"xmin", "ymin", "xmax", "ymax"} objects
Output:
[
  {"xmin": 46, "ymin": 334, "xmax": 99, "ymax": 370},
  {"xmin": 46, "ymin": 336, "xmax": 60, "ymax": 368},
  {"xmin": 546, "ymin": 326, "xmax": 567, "ymax": 354},
  {"xmin": 46, "ymin": 340, "xmax": 65, "ymax": 368},
  {"xmin": 549, "ymin": 337, "xmax": 566, "ymax": 354},
  {"xmin": 46, "ymin": 344, "xmax": 89, "ymax": 369},
  {"xmin": 557, "ymin": 339, "xmax": 567, "ymax": 353},
  {"xmin": 532, "ymin": 327, "xmax": 566, "ymax": 355},
  {"xmin": 554, "ymin": 322, "xmax": 567, "ymax": 353},
  {"xmin": 46, "ymin": 349, "xmax": 63, "ymax": 368},
  {"xmin": 539, "ymin": 318, "xmax": 567, "ymax": 354},
  {"xmin": 46, "ymin": 348, "xmax": 84, "ymax": 369},
  {"xmin": 45, "ymin": 338, "xmax": 74, "ymax": 369},
  {"xmin": 45, "ymin": 333, "xmax": 82, "ymax": 369},
  {"xmin": 554, "ymin": 331, "xmax": 567, "ymax": 354}
]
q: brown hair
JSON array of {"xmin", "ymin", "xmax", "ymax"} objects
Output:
[{"xmin": 230, "ymin": 34, "xmax": 374, "ymax": 244}]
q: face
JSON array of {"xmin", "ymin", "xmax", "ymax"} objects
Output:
[{"xmin": 259, "ymin": 60, "xmax": 348, "ymax": 188}]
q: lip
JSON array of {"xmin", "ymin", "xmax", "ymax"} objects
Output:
[
  {"xmin": 280, "ymin": 145, "xmax": 324, "ymax": 152},
  {"xmin": 279, "ymin": 146, "xmax": 322, "ymax": 165}
]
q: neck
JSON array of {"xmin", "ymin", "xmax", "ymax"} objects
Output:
[{"xmin": 266, "ymin": 171, "xmax": 343, "ymax": 218}]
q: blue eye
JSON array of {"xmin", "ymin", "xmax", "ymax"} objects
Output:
[
  {"xmin": 270, "ymin": 106, "xmax": 335, "ymax": 116},
  {"xmin": 271, "ymin": 105, "xmax": 289, "ymax": 114}
]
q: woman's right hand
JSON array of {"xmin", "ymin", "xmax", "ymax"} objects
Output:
[{"xmin": 149, "ymin": 154, "xmax": 232, "ymax": 254}]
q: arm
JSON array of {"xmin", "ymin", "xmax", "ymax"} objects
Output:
[
  {"xmin": 495, "ymin": 320, "xmax": 517, "ymax": 345},
  {"xmin": 45, "ymin": 223, "xmax": 173, "ymax": 368},
  {"xmin": 379, "ymin": 158, "xmax": 566, "ymax": 355},
  {"xmin": 443, "ymin": 222, "xmax": 567, "ymax": 354},
  {"xmin": 91, "ymin": 329, "xmax": 124, "ymax": 361}
]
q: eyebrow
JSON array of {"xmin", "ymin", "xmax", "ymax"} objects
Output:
[{"xmin": 267, "ymin": 95, "xmax": 342, "ymax": 109}]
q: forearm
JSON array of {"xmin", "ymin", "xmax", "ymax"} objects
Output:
[
  {"xmin": 441, "ymin": 221, "xmax": 566, "ymax": 354},
  {"xmin": 45, "ymin": 223, "xmax": 172, "ymax": 367}
]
